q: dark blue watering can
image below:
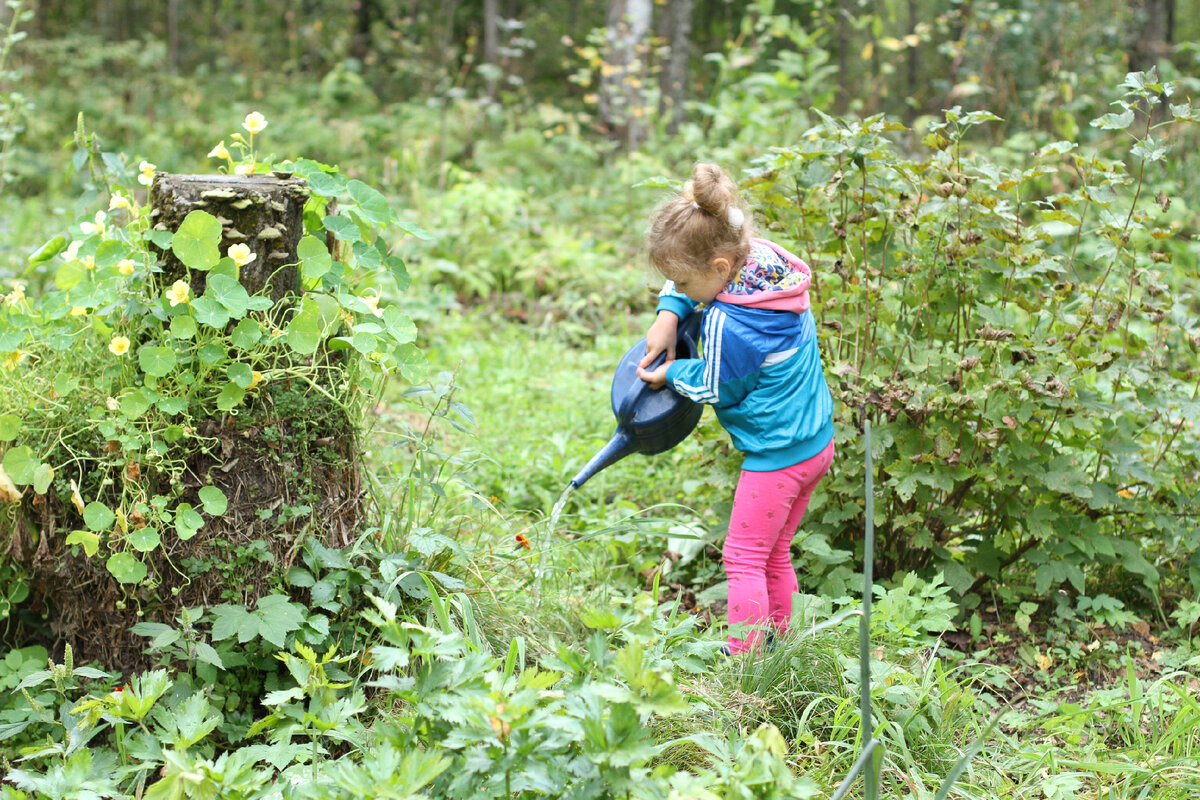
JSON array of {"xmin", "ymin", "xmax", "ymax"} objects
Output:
[{"xmin": 570, "ymin": 313, "xmax": 704, "ymax": 489}]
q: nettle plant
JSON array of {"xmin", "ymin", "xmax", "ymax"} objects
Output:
[
  {"xmin": 743, "ymin": 71, "xmax": 1200, "ymax": 611},
  {"xmin": 0, "ymin": 113, "xmax": 427, "ymax": 589}
]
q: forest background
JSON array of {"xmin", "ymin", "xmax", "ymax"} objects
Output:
[{"xmin": 1, "ymin": 1, "xmax": 1200, "ymax": 798}]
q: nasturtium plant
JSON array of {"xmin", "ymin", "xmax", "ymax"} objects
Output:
[{"xmin": 0, "ymin": 123, "xmax": 430, "ymax": 590}]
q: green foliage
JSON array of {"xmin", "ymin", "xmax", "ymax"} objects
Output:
[{"xmin": 738, "ymin": 72, "xmax": 1200, "ymax": 611}]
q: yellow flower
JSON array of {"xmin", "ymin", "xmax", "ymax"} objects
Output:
[
  {"xmin": 80, "ymin": 211, "xmax": 106, "ymax": 236},
  {"xmin": 249, "ymin": 370, "xmax": 264, "ymax": 389},
  {"xmin": 70, "ymin": 306, "xmax": 88, "ymax": 317},
  {"xmin": 2, "ymin": 349, "xmax": 27, "ymax": 370},
  {"xmin": 63, "ymin": 240, "xmax": 82, "ymax": 261},
  {"xmin": 166, "ymin": 280, "xmax": 191, "ymax": 307},
  {"xmin": 233, "ymin": 162, "xmax": 256, "ymax": 176},
  {"xmin": 242, "ymin": 111, "xmax": 268, "ymax": 135},
  {"xmin": 4, "ymin": 282, "xmax": 25, "ymax": 306},
  {"xmin": 118, "ymin": 259, "xmax": 136, "ymax": 276},
  {"xmin": 363, "ymin": 291, "xmax": 384, "ymax": 318},
  {"xmin": 227, "ymin": 243, "xmax": 256, "ymax": 267},
  {"xmin": 208, "ymin": 140, "xmax": 231, "ymax": 160},
  {"xmin": 108, "ymin": 191, "xmax": 132, "ymax": 211},
  {"xmin": 108, "ymin": 336, "xmax": 131, "ymax": 356},
  {"xmin": 138, "ymin": 160, "xmax": 157, "ymax": 187},
  {"xmin": 82, "ymin": 255, "xmax": 96, "ymax": 271}
]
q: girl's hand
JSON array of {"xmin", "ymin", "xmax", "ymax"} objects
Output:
[
  {"xmin": 637, "ymin": 362, "xmax": 669, "ymax": 389},
  {"xmin": 640, "ymin": 311, "xmax": 679, "ymax": 369}
]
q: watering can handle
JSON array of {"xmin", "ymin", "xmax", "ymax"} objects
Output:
[{"xmin": 616, "ymin": 312, "xmax": 701, "ymax": 425}]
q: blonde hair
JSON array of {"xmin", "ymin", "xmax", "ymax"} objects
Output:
[{"xmin": 647, "ymin": 162, "xmax": 752, "ymax": 280}]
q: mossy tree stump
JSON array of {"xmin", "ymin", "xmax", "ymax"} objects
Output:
[{"xmin": 5, "ymin": 174, "xmax": 364, "ymax": 671}]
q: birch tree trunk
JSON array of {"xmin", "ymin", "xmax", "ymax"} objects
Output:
[
  {"xmin": 484, "ymin": 0, "xmax": 500, "ymax": 100},
  {"xmin": 660, "ymin": 0, "xmax": 694, "ymax": 134},
  {"xmin": 599, "ymin": 0, "xmax": 653, "ymax": 151}
]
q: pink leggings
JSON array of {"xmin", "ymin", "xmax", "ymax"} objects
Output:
[{"xmin": 724, "ymin": 439, "xmax": 835, "ymax": 653}]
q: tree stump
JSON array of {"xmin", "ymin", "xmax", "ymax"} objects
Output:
[
  {"xmin": 3, "ymin": 175, "xmax": 364, "ymax": 672},
  {"xmin": 149, "ymin": 173, "xmax": 310, "ymax": 303}
]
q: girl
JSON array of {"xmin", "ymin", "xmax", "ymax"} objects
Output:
[{"xmin": 636, "ymin": 163, "xmax": 835, "ymax": 655}]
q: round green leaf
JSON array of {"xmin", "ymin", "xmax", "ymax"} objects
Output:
[
  {"xmin": 65, "ymin": 530, "xmax": 100, "ymax": 557},
  {"xmin": 32, "ymin": 463, "xmax": 53, "ymax": 495},
  {"xmin": 230, "ymin": 318, "xmax": 262, "ymax": 350},
  {"xmin": 0, "ymin": 414, "xmax": 20, "ymax": 442},
  {"xmin": 323, "ymin": 215, "xmax": 361, "ymax": 243},
  {"xmin": 299, "ymin": 235, "xmax": 333, "ymax": 280},
  {"xmin": 119, "ymin": 389, "xmax": 152, "ymax": 419},
  {"xmin": 198, "ymin": 486, "xmax": 228, "ymax": 516},
  {"xmin": 94, "ymin": 239, "xmax": 130, "ymax": 269},
  {"xmin": 172, "ymin": 210, "xmax": 222, "ymax": 270},
  {"xmin": 170, "ymin": 314, "xmax": 198, "ymax": 340},
  {"xmin": 175, "ymin": 503, "xmax": 204, "ymax": 541},
  {"xmin": 287, "ymin": 297, "xmax": 322, "ymax": 355},
  {"xmin": 129, "ymin": 527, "xmax": 162, "ymax": 552},
  {"xmin": 106, "ymin": 552, "xmax": 148, "ymax": 584},
  {"xmin": 84, "ymin": 502, "xmax": 116, "ymax": 532},
  {"xmin": 207, "ymin": 274, "xmax": 250, "ymax": 318},
  {"xmin": 348, "ymin": 180, "xmax": 392, "ymax": 225},
  {"xmin": 227, "ymin": 362, "xmax": 253, "ymax": 388},
  {"xmin": 216, "ymin": 382, "xmax": 245, "ymax": 412},
  {"xmin": 192, "ymin": 295, "xmax": 231, "ymax": 329},
  {"xmin": 138, "ymin": 346, "xmax": 177, "ymax": 378},
  {"xmin": 2, "ymin": 446, "xmax": 38, "ymax": 485}
]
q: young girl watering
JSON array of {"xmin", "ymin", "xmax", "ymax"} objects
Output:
[{"xmin": 637, "ymin": 163, "xmax": 835, "ymax": 655}]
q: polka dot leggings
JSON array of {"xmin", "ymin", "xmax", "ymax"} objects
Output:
[{"xmin": 724, "ymin": 439, "xmax": 835, "ymax": 654}]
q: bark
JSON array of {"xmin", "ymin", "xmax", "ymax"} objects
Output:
[
  {"xmin": 484, "ymin": 0, "xmax": 500, "ymax": 99},
  {"xmin": 600, "ymin": 0, "xmax": 653, "ymax": 150},
  {"xmin": 660, "ymin": 0, "xmax": 694, "ymax": 134},
  {"xmin": 836, "ymin": 0, "xmax": 850, "ymax": 114},
  {"xmin": 906, "ymin": 0, "xmax": 919, "ymax": 120},
  {"xmin": 1129, "ymin": 0, "xmax": 1171, "ymax": 74},
  {"xmin": 149, "ymin": 173, "xmax": 310, "ymax": 304}
]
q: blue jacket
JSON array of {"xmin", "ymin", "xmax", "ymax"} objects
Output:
[{"xmin": 657, "ymin": 239, "xmax": 834, "ymax": 472}]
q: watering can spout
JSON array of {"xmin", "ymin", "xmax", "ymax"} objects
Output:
[{"xmin": 570, "ymin": 428, "xmax": 638, "ymax": 490}]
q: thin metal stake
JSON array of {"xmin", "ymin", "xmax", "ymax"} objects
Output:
[{"xmin": 861, "ymin": 417, "xmax": 878, "ymax": 799}]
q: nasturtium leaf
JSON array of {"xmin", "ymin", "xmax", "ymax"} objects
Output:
[
  {"xmin": 209, "ymin": 257, "xmax": 239, "ymax": 282},
  {"xmin": 146, "ymin": 229, "xmax": 174, "ymax": 250},
  {"xmin": 170, "ymin": 314, "xmax": 198, "ymax": 340},
  {"xmin": 129, "ymin": 527, "xmax": 161, "ymax": 552},
  {"xmin": 119, "ymin": 389, "xmax": 151, "ymax": 419},
  {"xmin": 246, "ymin": 296, "xmax": 274, "ymax": 311},
  {"xmin": 65, "ymin": 530, "xmax": 100, "ymax": 557},
  {"xmin": 350, "ymin": 331, "xmax": 377, "ymax": 354},
  {"xmin": 383, "ymin": 307, "xmax": 416, "ymax": 344},
  {"xmin": 227, "ymin": 362, "xmax": 253, "ymax": 388},
  {"xmin": 138, "ymin": 346, "xmax": 177, "ymax": 378},
  {"xmin": 396, "ymin": 219, "xmax": 432, "ymax": 241},
  {"xmin": 216, "ymin": 382, "xmax": 245, "ymax": 412},
  {"xmin": 353, "ymin": 240, "xmax": 383, "ymax": 270},
  {"xmin": 55, "ymin": 259, "xmax": 87, "ymax": 290},
  {"xmin": 287, "ymin": 297, "xmax": 322, "ymax": 355},
  {"xmin": 198, "ymin": 486, "xmax": 228, "ymax": 516},
  {"xmin": 2, "ymin": 446, "xmax": 38, "ymax": 485},
  {"xmin": 164, "ymin": 425, "xmax": 186, "ymax": 443},
  {"xmin": 387, "ymin": 254, "xmax": 410, "ymax": 290},
  {"xmin": 322, "ymin": 215, "xmax": 361, "ymax": 243},
  {"xmin": 172, "ymin": 210, "xmax": 222, "ymax": 270},
  {"xmin": 230, "ymin": 318, "xmax": 262, "ymax": 349},
  {"xmin": 207, "ymin": 274, "xmax": 250, "ymax": 318},
  {"xmin": 348, "ymin": 180, "xmax": 392, "ymax": 225},
  {"xmin": 53, "ymin": 375, "xmax": 79, "ymax": 397},
  {"xmin": 304, "ymin": 169, "xmax": 347, "ymax": 197},
  {"xmin": 192, "ymin": 295, "xmax": 231, "ymax": 329},
  {"xmin": 156, "ymin": 396, "xmax": 188, "ymax": 416},
  {"xmin": 32, "ymin": 463, "xmax": 53, "ymax": 495},
  {"xmin": 84, "ymin": 502, "xmax": 116, "ymax": 532},
  {"xmin": 299, "ymin": 235, "xmax": 333, "ymax": 280},
  {"xmin": 174, "ymin": 503, "xmax": 204, "ymax": 540},
  {"xmin": 107, "ymin": 552, "xmax": 148, "ymax": 584},
  {"xmin": 393, "ymin": 343, "xmax": 427, "ymax": 383},
  {"xmin": 198, "ymin": 343, "xmax": 227, "ymax": 364},
  {"xmin": 94, "ymin": 239, "xmax": 129, "ymax": 269},
  {"xmin": 0, "ymin": 414, "xmax": 19, "ymax": 442}
]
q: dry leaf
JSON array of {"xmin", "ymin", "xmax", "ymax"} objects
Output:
[{"xmin": 0, "ymin": 465, "xmax": 22, "ymax": 503}]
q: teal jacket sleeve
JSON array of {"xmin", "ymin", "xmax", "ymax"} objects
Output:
[
  {"xmin": 655, "ymin": 280, "xmax": 697, "ymax": 321},
  {"xmin": 664, "ymin": 308, "xmax": 759, "ymax": 408}
]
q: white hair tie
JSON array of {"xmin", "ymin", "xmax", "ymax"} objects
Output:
[
  {"xmin": 691, "ymin": 201, "xmax": 700, "ymax": 210},
  {"xmin": 727, "ymin": 207, "xmax": 745, "ymax": 228}
]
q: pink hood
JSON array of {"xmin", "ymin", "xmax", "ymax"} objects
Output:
[{"xmin": 715, "ymin": 238, "xmax": 812, "ymax": 313}]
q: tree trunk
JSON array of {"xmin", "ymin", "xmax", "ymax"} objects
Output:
[
  {"xmin": 836, "ymin": 0, "xmax": 850, "ymax": 114},
  {"xmin": 149, "ymin": 173, "xmax": 309, "ymax": 305},
  {"xmin": 3, "ymin": 173, "xmax": 364, "ymax": 673},
  {"xmin": 600, "ymin": 0, "xmax": 653, "ymax": 150},
  {"xmin": 167, "ymin": 0, "xmax": 180, "ymax": 73},
  {"xmin": 483, "ymin": 0, "xmax": 500, "ymax": 100},
  {"xmin": 906, "ymin": 0, "xmax": 919, "ymax": 120},
  {"xmin": 660, "ymin": 0, "xmax": 694, "ymax": 134},
  {"xmin": 1129, "ymin": 0, "xmax": 1171, "ymax": 74}
]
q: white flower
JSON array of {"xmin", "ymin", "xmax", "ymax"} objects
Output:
[
  {"xmin": 208, "ymin": 140, "xmax": 230, "ymax": 160},
  {"xmin": 63, "ymin": 240, "xmax": 82, "ymax": 262},
  {"xmin": 108, "ymin": 336, "xmax": 131, "ymax": 356},
  {"xmin": 80, "ymin": 211, "xmax": 107, "ymax": 236},
  {"xmin": 227, "ymin": 243, "xmax": 256, "ymax": 267},
  {"xmin": 108, "ymin": 191, "xmax": 132, "ymax": 211},
  {"xmin": 362, "ymin": 291, "xmax": 384, "ymax": 318},
  {"xmin": 106, "ymin": 396, "xmax": 120, "ymax": 411},
  {"xmin": 242, "ymin": 112, "xmax": 268, "ymax": 134},
  {"xmin": 138, "ymin": 161, "xmax": 157, "ymax": 187},
  {"xmin": 118, "ymin": 259, "xmax": 136, "ymax": 276},
  {"xmin": 233, "ymin": 163, "xmax": 255, "ymax": 176}
]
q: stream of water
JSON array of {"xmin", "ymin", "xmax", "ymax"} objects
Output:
[{"xmin": 535, "ymin": 483, "xmax": 577, "ymax": 601}]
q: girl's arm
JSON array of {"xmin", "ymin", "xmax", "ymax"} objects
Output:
[{"xmin": 640, "ymin": 281, "xmax": 697, "ymax": 368}]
